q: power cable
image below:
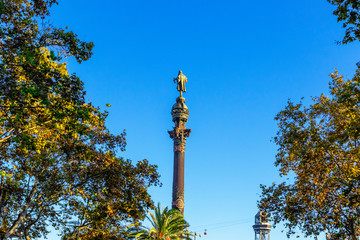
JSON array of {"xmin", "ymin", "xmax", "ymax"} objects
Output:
[{"xmin": 190, "ymin": 218, "xmax": 252, "ymax": 233}]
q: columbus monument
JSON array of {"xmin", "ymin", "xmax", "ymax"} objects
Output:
[{"xmin": 168, "ymin": 70, "xmax": 191, "ymax": 215}]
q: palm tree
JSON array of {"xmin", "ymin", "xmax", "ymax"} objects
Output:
[{"xmin": 127, "ymin": 203, "xmax": 194, "ymax": 240}]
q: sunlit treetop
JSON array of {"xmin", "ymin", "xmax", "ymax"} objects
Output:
[{"xmin": 260, "ymin": 68, "xmax": 360, "ymax": 239}]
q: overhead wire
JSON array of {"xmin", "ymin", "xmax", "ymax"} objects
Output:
[{"xmin": 190, "ymin": 218, "xmax": 252, "ymax": 233}]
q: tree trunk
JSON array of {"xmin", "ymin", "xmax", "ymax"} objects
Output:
[{"xmin": 3, "ymin": 179, "xmax": 37, "ymax": 239}]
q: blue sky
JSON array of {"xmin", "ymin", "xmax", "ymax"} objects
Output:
[{"xmin": 44, "ymin": 0, "xmax": 360, "ymax": 239}]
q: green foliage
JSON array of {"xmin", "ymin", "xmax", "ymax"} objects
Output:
[
  {"xmin": 327, "ymin": 0, "xmax": 360, "ymax": 44},
  {"xmin": 127, "ymin": 203, "xmax": 194, "ymax": 240},
  {"xmin": 260, "ymin": 68, "xmax": 360, "ymax": 239},
  {"xmin": 0, "ymin": 1, "xmax": 160, "ymax": 239}
]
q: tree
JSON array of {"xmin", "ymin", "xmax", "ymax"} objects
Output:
[
  {"xmin": 259, "ymin": 68, "xmax": 360, "ymax": 239},
  {"xmin": 127, "ymin": 203, "xmax": 194, "ymax": 240},
  {"xmin": 0, "ymin": 0, "xmax": 94, "ymax": 147},
  {"xmin": 58, "ymin": 158, "xmax": 160, "ymax": 240},
  {"xmin": 327, "ymin": 0, "xmax": 360, "ymax": 44},
  {"xmin": 0, "ymin": 1, "xmax": 160, "ymax": 239}
]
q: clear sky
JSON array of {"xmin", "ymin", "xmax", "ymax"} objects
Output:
[{"xmin": 43, "ymin": 0, "xmax": 360, "ymax": 239}]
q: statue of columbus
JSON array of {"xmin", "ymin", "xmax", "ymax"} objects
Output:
[{"xmin": 173, "ymin": 70, "xmax": 188, "ymax": 96}]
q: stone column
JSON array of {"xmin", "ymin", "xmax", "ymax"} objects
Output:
[{"xmin": 168, "ymin": 96, "xmax": 191, "ymax": 215}]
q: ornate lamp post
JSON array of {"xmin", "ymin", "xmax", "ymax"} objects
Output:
[
  {"xmin": 252, "ymin": 211, "xmax": 272, "ymax": 240},
  {"xmin": 168, "ymin": 71, "xmax": 191, "ymax": 215}
]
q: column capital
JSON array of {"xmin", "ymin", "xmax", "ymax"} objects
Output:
[{"xmin": 168, "ymin": 128, "xmax": 191, "ymax": 151}]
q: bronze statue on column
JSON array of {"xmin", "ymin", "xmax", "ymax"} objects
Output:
[{"xmin": 168, "ymin": 70, "xmax": 191, "ymax": 215}]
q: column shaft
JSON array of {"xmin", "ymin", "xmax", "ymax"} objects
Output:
[{"xmin": 172, "ymin": 150, "xmax": 185, "ymax": 214}]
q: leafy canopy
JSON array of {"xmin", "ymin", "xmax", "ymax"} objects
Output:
[
  {"xmin": 260, "ymin": 68, "xmax": 360, "ymax": 240},
  {"xmin": 0, "ymin": 1, "xmax": 160, "ymax": 239},
  {"xmin": 327, "ymin": 0, "xmax": 360, "ymax": 44}
]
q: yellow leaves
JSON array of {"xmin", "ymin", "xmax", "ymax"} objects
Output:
[
  {"xmin": 134, "ymin": 221, "xmax": 140, "ymax": 228},
  {"xmin": 106, "ymin": 205, "xmax": 114, "ymax": 216},
  {"xmin": 9, "ymin": 47, "xmax": 70, "ymax": 85},
  {"xmin": 101, "ymin": 188, "xmax": 108, "ymax": 194},
  {"xmin": 346, "ymin": 112, "xmax": 358, "ymax": 120}
]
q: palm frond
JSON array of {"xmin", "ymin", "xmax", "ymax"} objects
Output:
[{"xmin": 127, "ymin": 203, "xmax": 194, "ymax": 239}]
